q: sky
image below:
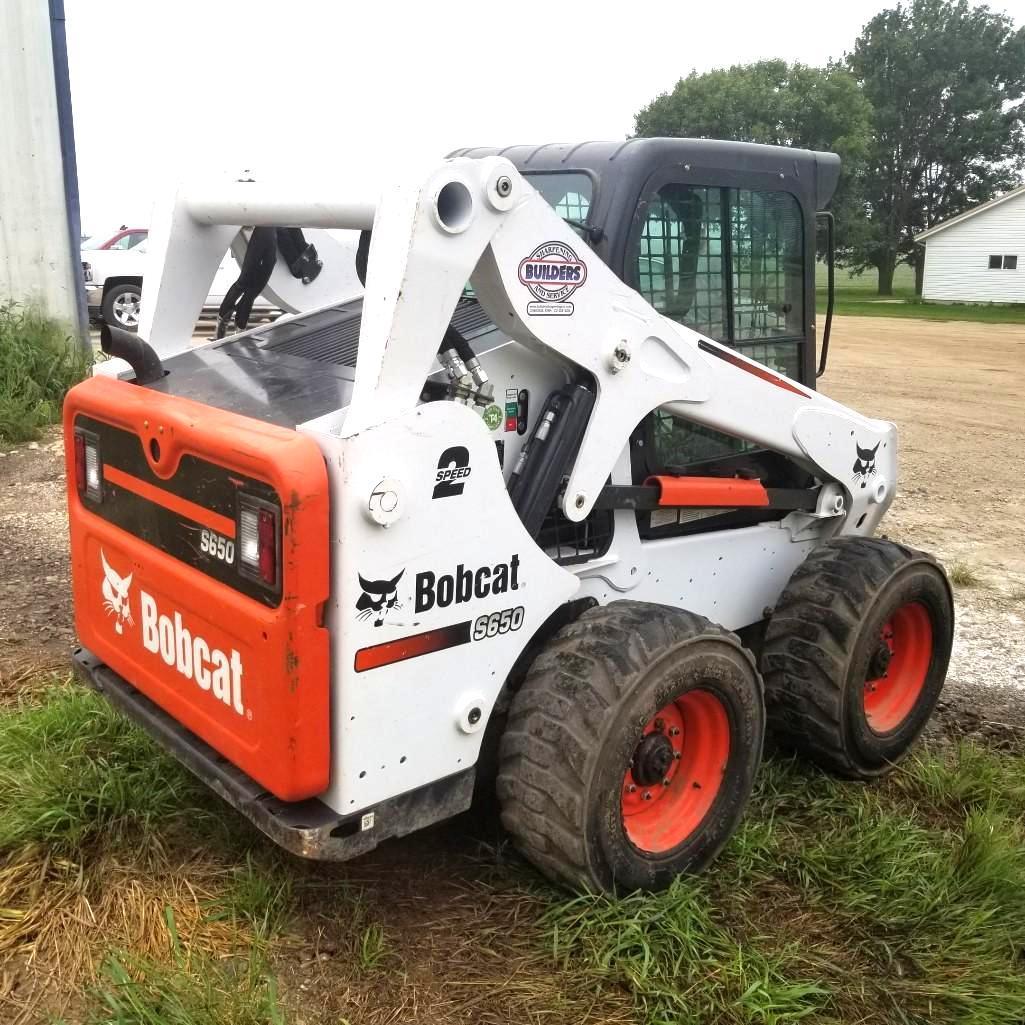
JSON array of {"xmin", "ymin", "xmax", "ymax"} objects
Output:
[{"xmin": 67, "ymin": 0, "xmax": 1025, "ymax": 233}]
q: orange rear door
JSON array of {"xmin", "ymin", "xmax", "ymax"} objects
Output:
[{"xmin": 64, "ymin": 375, "xmax": 330, "ymax": 801}]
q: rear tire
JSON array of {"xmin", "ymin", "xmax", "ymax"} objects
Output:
[
  {"xmin": 762, "ymin": 538, "xmax": 953, "ymax": 779},
  {"xmin": 101, "ymin": 282, "xmax": 142, "ymax": 331},
  {"xmin": 498, "ymin": 601, "xmax": 764, "ymax": 892}
]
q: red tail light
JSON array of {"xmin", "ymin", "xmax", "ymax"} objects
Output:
[
  {"xmin": 238, "ymin": 496, "xmax": 280, "ymax": 591},
  {"xmin": 258, "ymin": 508, "xmax": 276, "ymax": 585},
  {"xmin": 73, "ymin": 427, "xmax": 103, "ymax": 502},
  {"xmin": 74, "ymin": 431, "xmax": 86, "ymax": 493}
]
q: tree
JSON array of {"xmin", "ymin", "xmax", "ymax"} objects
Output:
[
  {"xmin": 847, "ymin": 0, "xmax": 1025, "ymax": 294},
  {"xmin": 634, "ymin": 60, "xmax": 872, "ymax": 268}
]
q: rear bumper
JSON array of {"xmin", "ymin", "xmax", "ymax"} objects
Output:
[{"xmin": 73, "ymin": 646, "xmax": 475, "ymax": 860}]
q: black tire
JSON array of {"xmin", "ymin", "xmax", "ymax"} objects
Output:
[
  {"xmin": 101, "ymin": 282, "xmax": 142, "ymax": 331},
  {"xmin": 497, "ymin": 600, "xmax": 765, "ymax": 892},
  {"xmin": 762, "ymin": 537, "xmax": 953, "ymax": 779}
]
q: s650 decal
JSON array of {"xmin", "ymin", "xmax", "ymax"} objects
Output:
[{"xmin": 472, "ymin": 605, "xmax": 524, "ymax": 641}]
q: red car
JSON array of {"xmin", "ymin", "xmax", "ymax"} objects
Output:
[{"xmin": 81, "ymin": 226, "xmax": 148, "ymax": 252}]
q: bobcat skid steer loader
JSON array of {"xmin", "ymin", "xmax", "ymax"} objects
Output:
[{"xmin": 65, "ymin": 140, "xmax": 954, "ymax": 892}]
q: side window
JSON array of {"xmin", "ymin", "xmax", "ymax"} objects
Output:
[
  {"xmin": 633, "ymin": 183, "xmax": 805, "ymax": 476},
  {"xmin": 636, "ymin": 185, "xmax": 727, "ymax": 339},
  {"xmin": 730, "ymin": 190, "xmax": 803, "ymax": 341},
  {"xmin": 126, "ymin": 232, "xmax": 147, "ymax": 249},
  {"xmin": 109, "ymin": 233, "xmax": 134, "ymax": 250}
]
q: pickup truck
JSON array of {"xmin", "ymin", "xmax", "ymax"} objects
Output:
[{"xmin": 82, "ymin": 239, "xmax": 275, "ymax": 330}]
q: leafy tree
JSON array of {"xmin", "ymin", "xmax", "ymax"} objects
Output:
[
  {"xmin": 848, "ymin": 0, "xmax": 1025, "ymax": 294},
  {"xmin": 634, "ymin": 60, "xmax": 872, "ymax": 269}
]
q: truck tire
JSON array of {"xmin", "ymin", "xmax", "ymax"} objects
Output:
[
  {"xmin": 497, "ymin": 600, "xmax": 764, "ymax": 892},
  {"xmin": 762, "ymin": 538, "xmax": 953, "ymax": 779},
  {"xmin": 101, "ymin": 282, "xmax": 142, "ymax": 331}
]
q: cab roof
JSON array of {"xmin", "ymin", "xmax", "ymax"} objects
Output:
[{"xmin": 449, "ymin": 138, "xmax": 842, "ymax": 212}]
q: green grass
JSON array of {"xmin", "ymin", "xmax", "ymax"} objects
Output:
[
  {"xmin": 0, "ymin": 300, "xmax": 91, "ymax": 442},
  {"xmin": 81, "ymin": 908, "xmax": 285, "ymax": 1025},
  {"xmin": 544, "ymin": 752, "xmax": 1025, "ymax": 1025},
  {"xmin": 6, "ymin": 683, "xmax": 1025, "ymax": 1024},
  {"xmin": 814, "ymin": 263, "xmax": 1025, "ymax": 322},
  {"xmin": 206, "ymin": 856, "xmax": 294, "ymax": 940},
  {"xmin": 948, "ymin": 561, "xmax": 982, "ymax": 588},
  {"xmin": 0, "ymin": 683, "xmax": 214, "ymax": 853}
]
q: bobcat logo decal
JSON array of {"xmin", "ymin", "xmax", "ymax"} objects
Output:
[
  {"xmin": 101, "ymin": 549, "xmax": 134, "ymax": 634},
  {"xmin": 852, "ymin": 441, "xmax": 880, "ymax": 489},
  {"xmin": 356, "ymin": 570, "xmax": 404, "ymax": 627}
]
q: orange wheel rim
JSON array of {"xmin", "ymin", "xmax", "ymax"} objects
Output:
[
  {"xmin": 621, "ymin": 689, "xmax": 730, "ymax": 854},
  {"xmin": 863, "ymin": 601, "xmax": 933, "ymax": 733}
]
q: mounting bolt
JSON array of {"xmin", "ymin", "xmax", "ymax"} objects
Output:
[
  {"xmin": 496, "ymin": 175, "xmax": 512, "ymax": 197},
  {"xmin": 669, "ymin": 726, "xmax": 680, "ymax": 737},
  {"xmin": 654, "ymin": 718, "xmax": 665, "ymax": 731},
  {"xmin": 673, "ymin": 751, "xmax": 681, "ymax": 760},
  {"xmin": 574, "ymin": 493, "xmax": 586, "ymax": 509},
  {"xmin": 627, "ymin": 784, "xmax": 637, "ymax": 793},
  {"xmin": 662, "ymin": 777, "xmax": 671, "ymax": 787},
  {"xmin": 609, "ymin": 341, "xmax": 631, "ymax": 374},
  {"xmin": 468, "ymin": 706, "xmax": 482, "ymax": 725},
  {"xmin": 642, "ymin": 791, "xmax": 653, "ymax": 801}
]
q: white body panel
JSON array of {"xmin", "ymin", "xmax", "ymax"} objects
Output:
[
  {"xmin": 921, "ymin": 190, "xmax": 1025, "ymax": 303},
  {"xmin": 137, "ymin": 157, "xmax": 899, "ymax": 816}
]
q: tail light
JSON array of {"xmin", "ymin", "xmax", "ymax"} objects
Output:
[
  {"xmin": 238, "ymin": 496, "xmax": 280, "ymax": 590},
  {"xmin": 73, "ymin": 428, "xmax": 103, "ymax": 502}
]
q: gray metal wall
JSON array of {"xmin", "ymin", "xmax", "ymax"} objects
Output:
[{"xmin": 0, "ymin": 0, "xmax": 82, "ymax": 328}]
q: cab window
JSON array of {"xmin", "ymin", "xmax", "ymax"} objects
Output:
[
  {"xmin": 523, "ymin": 172, "xmax": 593, "ymax": 235},
  {"xmin": 632, "ymin": 183, "xmax": 805, "ymax": 475}
]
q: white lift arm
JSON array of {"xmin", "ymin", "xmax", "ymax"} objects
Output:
[{"xmin": 142, "ymin": 157, "xmax": 897, "ymax": 532}]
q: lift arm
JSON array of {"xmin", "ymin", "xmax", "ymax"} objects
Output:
[{"xmin": 141, "ymin": 157, "xmax": 897, "ymax": 534}]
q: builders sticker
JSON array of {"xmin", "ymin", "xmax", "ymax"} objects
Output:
[{"xmin": 517, "ymin": 240, "xmax": 587, "ymax": 316}]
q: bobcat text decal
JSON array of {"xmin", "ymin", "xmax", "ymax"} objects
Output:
[{"xmin": 98, "ymin": 550, "xmax": 245, "ymax": 715}]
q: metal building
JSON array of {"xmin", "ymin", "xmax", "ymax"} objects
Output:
[
  {"xmin": 918, "ymin": 186, "xmax": 1025, "ymax": 304},
  {"xmin": 0, "ymin": 0, "xmax": 85, "ymax": 337}
]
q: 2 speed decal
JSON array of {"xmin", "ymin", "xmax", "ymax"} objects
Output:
[{"xmin": 432, "ymin": 446, "xmax": 471, "ymax": 500}]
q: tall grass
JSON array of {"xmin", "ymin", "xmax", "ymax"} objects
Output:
[
  {"xmin": 545, "ymin": 754, "xmax": 1025, "ymax": 1025},
  {"xmin": 0, "ymin": 684, "xmax": 214, "ymax": 853},
  {"xmin": 83, "ymin": 908, "xmax": 285, "ymax": 1025},
  {"xmin": 0, "ymin": 300, "xmax": 91, "ymax": 442}
]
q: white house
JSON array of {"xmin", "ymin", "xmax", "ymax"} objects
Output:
[{"xmin": 917, "ymin": 185, "xmax": 1025, "ymax": 303}]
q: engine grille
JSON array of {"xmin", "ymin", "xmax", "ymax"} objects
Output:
[{"xmin": 254, "ymin": 297, "xmax": 495, "ymax": 368}]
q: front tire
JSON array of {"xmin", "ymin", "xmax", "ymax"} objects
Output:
[
  {"xmin": 498, "ymin": 601, "xmax": 765, "ymax": 892},
  {"xmin": 762, "ymin": 538, "xmax": 954, "ymax": 779},
  {"xmin": 101, "ymin": 283, "xmax": 142, "ymax": 331}
]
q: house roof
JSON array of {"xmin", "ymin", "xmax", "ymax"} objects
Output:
[{"xmin": 916, "ymin": 184, "xmax": 1025, "ymax": 241}]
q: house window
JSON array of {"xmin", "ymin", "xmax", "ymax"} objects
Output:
[
  {"xmin": 989, "ymin": 254, "xmax": 1018, "ymax": 269},
  {"xmin": 1004, "ymin": 255, "xmax": 1018, "ymax": 270}
]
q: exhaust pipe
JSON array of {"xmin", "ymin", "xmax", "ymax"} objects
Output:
[{"xmin": 99, "ymin": 323, "xmax": 165, "ymax": 385}]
